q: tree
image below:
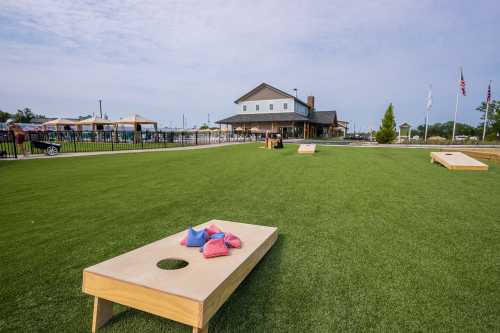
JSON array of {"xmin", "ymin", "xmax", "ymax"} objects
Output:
[
  {"xmin": 0, "ymin": 110, "xmax": 11, "ymax": 122},
  {"xmin": 375, "ymin": 103, "xmax": 397, "ymax": 143},
  {"xmin": 476, "ymin": 100, "xmax": 500, "ymax": 140},
  {"xmin": 199, "ymin": 123, "xmax": 209, "ymax": 130}
]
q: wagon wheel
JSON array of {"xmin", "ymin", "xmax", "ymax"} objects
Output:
[{"xmin": 46, "ymin": 146, "xmax": 58, "ymax": 156}]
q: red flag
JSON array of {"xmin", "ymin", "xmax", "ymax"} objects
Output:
[{"xmin": 459, "ymin": 68, "xmax": 466, "ymax": 96}]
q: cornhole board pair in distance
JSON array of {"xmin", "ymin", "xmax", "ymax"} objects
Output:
[
  {"xmin": 298, "ymin": 144, "xmax": 316, "ymax": 154},
  {"xmin": 430, "ymin": 152, "xmax": 488, "ymax": 171},
  {"xmin": 82, "ymin": 220, "xmax": 278, "ymax": 333}
]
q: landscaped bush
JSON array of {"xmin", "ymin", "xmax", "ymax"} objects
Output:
[{"xmin": 375, "ymin": 103, "xmax": 397, "ymax": 143}]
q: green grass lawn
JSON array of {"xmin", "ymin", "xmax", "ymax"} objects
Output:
[{"xmin": 1, "ymin": 144, "xmax": 499, "ymax": 332}]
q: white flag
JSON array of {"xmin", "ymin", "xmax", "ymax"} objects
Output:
[{"xmin": 426, "ymin": 85, "xmax": 432, "ymax": 111}]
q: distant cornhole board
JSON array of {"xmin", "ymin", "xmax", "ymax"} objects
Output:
[
  {"xmin": 431, "ymin": 152, "xmax": 488, "ymax": 171},
  {"xmin": 82, "ymin": 220, "xmax": 278, "ymax": 333},
  {"xmin": 298, "ymin": 144, "xmax": 316, "ymax": 154}
]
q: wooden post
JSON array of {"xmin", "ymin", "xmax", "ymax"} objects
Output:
[
  {"xmin": 192, "ymin": 324, "xmax": 209, "ymax": 333},
  {"xmin": 92, "ymin": 297, "xmax": 113, "ymax": 332}
]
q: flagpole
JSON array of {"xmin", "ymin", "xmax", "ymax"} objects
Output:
[
  {"xmin": 452, "ymin": 67, "xmax": 462, "ymax": 143},
  {"xmin": 452, "ymin": 91, "xmax": 459, "ymax": 143},
  {"xmin": 482, "ymin": 101, "xmax": 490, "ymax": 141},
  {"xmin": 424, "ymin": 111, "xmax": 429, "ymax": 142},
  {"xmin": 424, "ymin": 84, "xmax": 431, "ymax": 143},
  {"xmin": 482, "ymin": 80, "xmax": 492, "ymax": 142}
]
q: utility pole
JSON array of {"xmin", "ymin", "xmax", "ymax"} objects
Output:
[
  {"xmin": 208, "ymin": 113, "xmax": 210, "ymax": 127},
  {"xmin": 182, "ymin": 114, "xmax": 185, "ymax": 129},
  {"xmin": 99, "ymin": 99, "xmax": 103, "ymax": 118}
]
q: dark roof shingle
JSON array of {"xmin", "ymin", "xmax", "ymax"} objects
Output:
[{"xmin": 216, "ymin": 112, "xmax": 309, "ymax": 124}]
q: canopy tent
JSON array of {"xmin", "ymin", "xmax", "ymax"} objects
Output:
[
  {"xmin": 76, "ymin": 116, "xmax": 114, "ymax": 131},
  {"xmin": 114, "ymin": 114, "xmax": 158, "ymax": 131},
  {"xmin": 42, "ymin": 118, "xmax": 76, "ymax": 130}
]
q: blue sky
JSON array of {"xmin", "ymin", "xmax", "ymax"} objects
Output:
[{"xmin": 0, "ymin": 0, "xmax": 499, "ymax": 130}]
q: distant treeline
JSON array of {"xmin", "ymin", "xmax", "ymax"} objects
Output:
[{"xmin": 0, "ymin": 108, "xmax": 45, "ymax": 123}]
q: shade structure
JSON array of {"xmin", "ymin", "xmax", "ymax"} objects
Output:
[
  {"xmin": 114, "ymin": 114, "xmax": 157, "ymax": 126},
  {"xmin": 250, "ymin": 127, "xmax": 261, "ymax": 133},
  {"xmin": 77, "ymin": 116, "xmax": 114, "ymax": 126},
  {"xmin": 42, "ymin": 118, "xmax": 76, "ymax": 126},
  {"xmin": 234, "ymin": 127, "xmax": 244, "ymax": 131}
]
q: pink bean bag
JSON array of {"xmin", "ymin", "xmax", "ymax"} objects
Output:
[
  {"xmin": 205, "ymin": 224, "xmax": 222, "ymax": 236},
  {"xmin": 203, "ymin": 238, "xmax": 229, "ymax": 258},
  {"xmin": 224, "ymin": 232, "xmax": 241, "ymax": 248}
]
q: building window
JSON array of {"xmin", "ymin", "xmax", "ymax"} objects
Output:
[
  {"xmin": 243, "ymin": 105, "xmax": 246, "ymax": 111},
  {"xmin": 284, "ymin": 103, "xmax": 288, "ymax": 110},
  {"xmin": 256, "ymin": 104, "xmax": 260, "ymax": 111},
  {"xmin": 269, "ymin": 104, "xmax": 273, "ymax": 110}
]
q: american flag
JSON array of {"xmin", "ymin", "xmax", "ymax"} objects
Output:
[
  {"xmin": 486, "ymin": 81, "xmax": 492, "ymax": 103},
  {"xmin": 460, "ymin": 68, "xmax": 466, "ymax": 96}
]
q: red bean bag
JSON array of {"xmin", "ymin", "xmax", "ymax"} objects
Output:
[{"xmin": 203, "ymin": 238, "xmax": 229, "ymax": 258}]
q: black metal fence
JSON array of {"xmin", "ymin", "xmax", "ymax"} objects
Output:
[{"xmin": 0, "ymin": 130, "xmax": 257, "ymax": 159}]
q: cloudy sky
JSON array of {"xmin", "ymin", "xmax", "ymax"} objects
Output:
[{"xmin": 1, "ymin": 0, "xmax": 499, "ymax": 130}]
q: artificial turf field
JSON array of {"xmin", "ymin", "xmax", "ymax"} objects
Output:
[{"xmin": 1, "ymin": 144, "xmax": 499, "ymax": 332}]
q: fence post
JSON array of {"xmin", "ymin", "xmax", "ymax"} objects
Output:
[
  {"xmin": 141, "ymin": 132, "xmax": 144, "ymax": 149},
  {"xmin": 195, "ymin": 131, "xmax": 198, "ymax": 145},
  {"xmin": 27, "ymin": 132, "xmax": 32, "ymax": 155},
  {"xmin": 72, "ymin": 131, "xmax": 77, "ymax": 152},
  {"xmin": 11, "ymin": 130, "xmax": 17, "ymax": 159},
  {"xmin": 111, "ymin": 131, "xmax": 114, "ymax": 151},
  {"xmin": 163, "ymin": 132, "xmax": 166, "ymax": 148}
]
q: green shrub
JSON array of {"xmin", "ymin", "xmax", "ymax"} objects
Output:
[{"xmin": 376, "ymin": 103, "xmax": 397, "ymax": 144}]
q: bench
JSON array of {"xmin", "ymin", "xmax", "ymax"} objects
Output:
[{"xmin": 82, "ymin": 220, "xmax": 278, "ymax": 332}]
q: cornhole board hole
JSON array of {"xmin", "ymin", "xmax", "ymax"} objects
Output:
[
  {"xmin": 298, "ymin": 144, "xmax": 316, "ymax": 154},
  {"xmin": 82, "ymin": 220, "xmax": 278, "ymax": 332},
  {"xmin": 430, "ymin": 152, "xmax": 488, "ymax": 171}
]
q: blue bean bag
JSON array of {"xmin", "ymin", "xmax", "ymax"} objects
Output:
[
  {"xmin": 186, "ymin": 227, "xmax": 207, "ymax": 247},
  {"xmin": 210, "ymin": 232, "xmax": 225, "ymax": 240}
]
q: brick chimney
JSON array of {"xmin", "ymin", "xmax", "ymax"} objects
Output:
[{"xmin": 307, "ymin": 96, "xmax": 315, "ymax": 113}]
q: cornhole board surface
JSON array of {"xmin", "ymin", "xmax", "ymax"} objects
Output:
[
  {"xmin": 430, "ymin": 152, "xmax": 488, "ymax": 171},
  {"xmin": 298, "ymin": 144, "xmax": 316, "ymax": 154},
  {"xmin": 82, "ymin": 220, "xmax": 278, "ymax": 332},
  {"xmin": 441, "ymin": 148, "xmax": 500, "ymax": 162}
]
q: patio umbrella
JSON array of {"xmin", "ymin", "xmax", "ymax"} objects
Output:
[
  {"xmin": 77, "ymin": 116, "xmax": 114, "ymax": 131},
  {"xmin": 42, "ymin": 118, "xmax": 76, "ymax": 131},
  {"xmin": 114, "ymin": 114, "xmax": 158, "ymax": 131},
  {"xmin": 234, "ymin": 127, "xmax": 243, "ymax": 131},
  {"xmin": 250, "ymin": 127, "xmax": 261, "ymax": 133}
]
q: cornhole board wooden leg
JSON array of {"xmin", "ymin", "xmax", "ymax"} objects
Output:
[
  {"xmin": 192, "ymin": 324, "xmax": 208, "ymax": 333},
  {"xmin": 92, "ymin": 297, "xmax": 114, "ymax": 332}
]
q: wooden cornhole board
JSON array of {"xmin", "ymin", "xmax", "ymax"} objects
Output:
[
  {"xmin": 441, "ymin": 148, "xmax": 500, "ymax": 162},
  {"xmin": 298, "ymin": 144, "xmax": 316, "ymax": 154},
  {"xmin": 82, "ymin": 220, "xmax": 278, "ymax": 332},
  {"xmin": 430, "ymin": 152, "xmax": 488, "ymax": 171}
]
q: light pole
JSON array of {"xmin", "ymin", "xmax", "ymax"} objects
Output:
[{"xmin": 293, "ymin": 88, "xmax": 298, "ymax": 98}]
